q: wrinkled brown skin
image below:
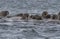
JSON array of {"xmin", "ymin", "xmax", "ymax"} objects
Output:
[
  {"xmin": 0, "ymin": 11, "xmax": 9, "ymax": 17},
  {"xmin": 42, "ymin": 11, "xmax": 48, "ymax": 18}
]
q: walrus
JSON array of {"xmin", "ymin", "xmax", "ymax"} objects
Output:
[
  {"xmin": 30, "ymin": 15, "xmax": 38, "ymax": 19},
  {"xmin": 42, "ymin": 11, "xmax": 48, "ymax": 18},
  {"xmin": 30, "ymin": 14, "xmax": 42, "ymax": 20},
  {"xmin": 15, "ymin": 13, "xmax": 23, "ymax": 17},
  {"xmin": 23, "ymin": 13, "xmax": 29, "ymax": 17},
  {"xmin": 45, "ymin": 14, "xmax": 51, "ymax": 19},
  {"xmin": 30, "ymin": 15, "xmax": 35, "ymax": 19},
  {"xmin": 35, "ymin": 16, "xmax": 42, "ymax": 20},
  {"xmin": 7, "ymin": 16, "xmax": 14, "ymax": 18},
  {"xmin": 0, "ymin": 11, "xmax": 9, "ymax": 18},
  {"xmin": 21, "ymin": 13, "xmax": 29, "ymax": 19},
  {"xmin": 51, "ymin": 14, "xmax": 58, "ymax": 20}
]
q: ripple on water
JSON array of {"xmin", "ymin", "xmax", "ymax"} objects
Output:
[{"xmin": 0, "ymin": 19, "xmax": 60, "ymax": 39}]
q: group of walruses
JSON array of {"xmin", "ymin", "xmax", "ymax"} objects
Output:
[
  {"xmin": 15, "ymin": 11, "xmax": 60, "ymax": 20},
  {"xmin": 0, "ymin": 11, "xmax": 60, "ymax": 20}
]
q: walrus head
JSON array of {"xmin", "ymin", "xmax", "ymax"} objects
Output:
[
  {"xmin": 0, "ymin": 11, "xmax": 9, "ymax": 18},
  {"xmin": 42, "ymin": 11, "xmax": 48, "ymax": 18},
  {"xmin": 0, "ymin": 11, "xmax": 9, "ymax": 16}
]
